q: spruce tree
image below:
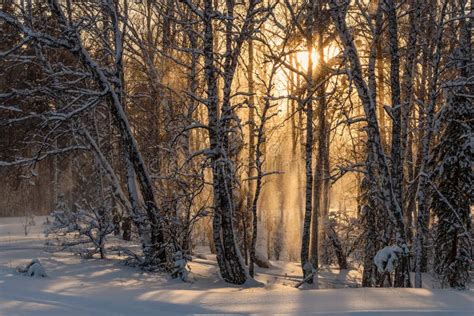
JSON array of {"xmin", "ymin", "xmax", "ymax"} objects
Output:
[{"xmin": 431, "ymin": 89, "xmax": 473, "ymax": 289}]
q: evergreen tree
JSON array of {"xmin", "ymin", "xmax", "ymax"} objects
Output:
[{"xmin": 431, "ymin": 89, "xmax": 473, "ymax": 289}]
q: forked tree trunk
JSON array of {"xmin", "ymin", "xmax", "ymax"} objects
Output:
[
  {"xmin": 201, "ymin": 0, "xmax": 249, "ymax": 284},
  {"xmin": 415, "ymin": 1, "xmax": 448, "ymax": 288}
]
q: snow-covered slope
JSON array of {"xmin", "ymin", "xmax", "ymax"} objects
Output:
[{"xmin": 0, "ymin": 217, "xmax": 472, "ymax": 315}]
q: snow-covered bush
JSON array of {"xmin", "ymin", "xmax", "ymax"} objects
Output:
[
  {"xmin": 373, "ymin": 246, "xmax": 404, "ymax": 287},
  {"xmin": 171, "ymin": 251, "xmax": 190, "ymax": 281},
  {"xmin": 374, "ymin": 246, "xmax": 402, "ymax": 274},
  {"xmin": 45, "ymin": 196, "xmax": 116, "ymax": 259},
  {"xmin": 16, "ymin": 259, "xmax": 48, "ymax": 278}
]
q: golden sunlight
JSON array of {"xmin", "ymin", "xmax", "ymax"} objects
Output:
[
  {"xmin": 295, "ymin": 50, "xmax": 319, "ymax": 71},
  {"xmin": 3, "ymin": 1, "xmax": 469, "ymax": 308},
  {"xmin": 295, "ymin": 45, "xmax": 341, "ymax": 70}
]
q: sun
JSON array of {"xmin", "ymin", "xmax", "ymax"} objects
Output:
[
  {"xmin": 274, "ymin": 44, "xmax": 341, "ymax": 115},
  {"xmin": 295, "ymin": 50, "xmax": 319, "ymax": 71},
  {"xmin": 295, "ymin": 45, "xmax": 341, "ymax": 70}
]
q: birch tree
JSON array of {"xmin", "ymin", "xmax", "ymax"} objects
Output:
[
  {"xmin": 0, "ymin": 0, "xmax": 170, "ymax": 268},
  {"xmin": 180, "ymin": 0, "xmax": 269, "ymax": 284},
  {"xmin": 329, "ymin": 0, "xmax": 411, "ymax": 287}
]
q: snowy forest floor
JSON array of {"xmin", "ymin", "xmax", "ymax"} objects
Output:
[{"xmin": 0, "ymin": 217, "xmax": 472, "ymax": 315}]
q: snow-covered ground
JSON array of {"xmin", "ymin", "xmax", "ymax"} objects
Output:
[{"xmin": 0, "ymin": 216, "xmax": 472, "ymax": 315}]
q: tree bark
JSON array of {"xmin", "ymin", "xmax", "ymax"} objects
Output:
[{"xmin": 301, "ymin": 0, "xmax": 316, "ymax": 283}]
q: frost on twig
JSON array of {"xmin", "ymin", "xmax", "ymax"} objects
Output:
[{"xmin": 45, "ymin": 195, "xmax": 116, "ymax": 259}]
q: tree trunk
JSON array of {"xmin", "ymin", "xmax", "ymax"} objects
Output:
[
  {"xmin": 362, "ymin": 2, "xmax": 383, "ymax": 287},
  {"xmin": 310, "ymin": 35, "xmax": 328, "ymax": 269},
  {"xmin": 415, "ymin": 1, "xmax": 448, "ymax": 288},
  {"xmin": 400, "ymin": 0, "xmax": 421, "ymax": 247},
  {"xmin": 202, "ymin": 0, "xmax": 247, "ymax": 284},
  {"xmin": 247, "ymin": 38, "xmax": 256, "ymax": 271},
  {"xmin": 301, "ymin": 0, "xmax": 316, "ymax": 282}
]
